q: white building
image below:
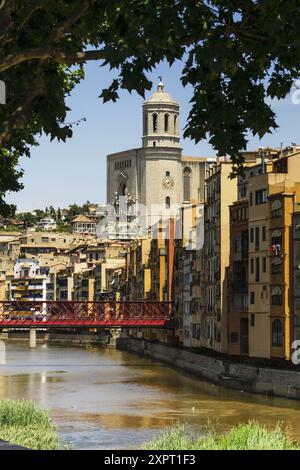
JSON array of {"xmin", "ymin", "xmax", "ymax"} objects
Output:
[
  {"xmin": 105, "ymin": 79, "xmax": 214, "ymax": 239},
  {"xmin": 71, "ymin": 215, "xmax": 96, "ymax": 235},
  {"xmin": 37, "ymin": 217, "xmax": 57, "ymax": 231},
  {"xmin": 9, "ymin": 259, "xmax": 49, "ymax": 301}
]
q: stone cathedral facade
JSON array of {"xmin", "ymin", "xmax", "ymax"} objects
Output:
[{"xmin": 105, "ymin": 80, "xmax": 213, "ymax": 238}]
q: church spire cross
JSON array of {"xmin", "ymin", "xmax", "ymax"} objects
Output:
[{"xmin": 157, "ymin": 76, "xmax": 164, "ymax": 92}]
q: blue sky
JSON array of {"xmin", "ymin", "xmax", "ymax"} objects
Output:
[{"xmin": 6, "ymin": 60, "xmax": 300, "ymax": 212}]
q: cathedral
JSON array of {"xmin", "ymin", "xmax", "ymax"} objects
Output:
[{"xmin": 105, "ymin": 80, "xmax": 213, "ymax": 238}]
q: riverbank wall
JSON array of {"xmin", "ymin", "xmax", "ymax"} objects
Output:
[
  {"xmin": 0, "ymin": 331, "xmax": 111, "ymax": 347},
  {"xmin": 117, "ymin": 337, "xmax": 300, "ymax": 400}
]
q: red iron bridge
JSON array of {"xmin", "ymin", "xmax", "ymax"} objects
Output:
[{"xmin": 0, "ymin": 301, "xmax": 173, "ymax": 329}]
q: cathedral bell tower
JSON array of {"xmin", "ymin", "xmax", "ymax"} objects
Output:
[{"xmin": 142, "ymin": 78, "xmax": 180, "ymax": 148}]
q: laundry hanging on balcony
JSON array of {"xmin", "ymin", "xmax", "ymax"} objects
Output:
[{"xmin": 268, "ymin": 244, "xmax": 281, "ymax": 255}]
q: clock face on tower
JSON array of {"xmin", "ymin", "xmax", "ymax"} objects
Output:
[{"xmin": 162, "ymin": 175, "xmax": 175, "ymax": 190}]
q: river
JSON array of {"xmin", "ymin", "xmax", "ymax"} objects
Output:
[{"xmin": 1, "ymin": 341, "xmax": 300, "ymax": 449}]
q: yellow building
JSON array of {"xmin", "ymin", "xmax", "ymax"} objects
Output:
[
  {"xmin": 56, "ymin": 267, "xmax": 74, "ymax": 301},
  {"xmin": 19, "ymin": 231, "xmax": 95, "ymax": 259},
  {"xmin": 73, "ymin": 268, "xmax": 95, "ymax": 301},
  {"xmin": 0, "ymin": 276, "xmax": 7, "ymax": 301},
  {"xmin": 203, "ymin": 160, "xmax": 238, "ymax": 353},
  {"xmin": 248, "ymin": 147, "xmax": 300, "ymax": 360}
]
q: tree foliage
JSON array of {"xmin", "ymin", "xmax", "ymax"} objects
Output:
[
  {"xmin": 1, "ymin": 0, "xmax": 300, "ymax": 213},
  {"xmin": 15, "ymin": 211, "xmax": 36, "ymax": 227}
]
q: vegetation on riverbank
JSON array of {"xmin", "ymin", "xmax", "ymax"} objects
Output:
[
  {"xmin": 0, "ymin": 399, "xmax": 61, "ymax": 450},
  {"xmin": 144, "ymin": 422, "xmax": 299, "ymax": 450}
]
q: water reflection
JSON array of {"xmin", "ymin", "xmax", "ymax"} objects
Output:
[{"xmin": 0, "ymin": 342, "xmax": 300, "ymax": 449}]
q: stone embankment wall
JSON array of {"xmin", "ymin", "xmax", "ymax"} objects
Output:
[
  {"xmin": 0, "ymin": 331, "xmax": 110, "ymax": 347},
  {"xmin": 117, "ymin": 337, "xmax": 300, "ymax": 400}
]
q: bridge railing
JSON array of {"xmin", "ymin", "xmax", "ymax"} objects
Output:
[{"xmin": 0, "ymin": 300, "xmax": 173, "ymax": 328}]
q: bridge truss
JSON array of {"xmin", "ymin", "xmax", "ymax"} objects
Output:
[{"xmin": 0, "ymin": 301, "xmax": 173, "ymax": 329}]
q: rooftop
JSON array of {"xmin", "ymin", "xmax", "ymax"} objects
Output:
[
  {"xmin": 71, "ymin": 215, "xmax": 96, "ymax": 224},
  {"xmin": 144, "ymin": 80, "xmax": 178, "ymax": 106}
]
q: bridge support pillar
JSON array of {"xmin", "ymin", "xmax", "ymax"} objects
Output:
[
  {"xmin": 108, "ymin": 328, "xmax": 121, "ymax": 347},
  {"xmin": 29, "ymin": 329, "xmax": 37, "ymax": 349}
]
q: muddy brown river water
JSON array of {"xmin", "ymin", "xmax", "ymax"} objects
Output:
[{"xmin": 1, "ymin": 341, "xmax": 300, "ymax": 449}]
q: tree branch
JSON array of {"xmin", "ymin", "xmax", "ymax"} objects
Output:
[
  {"xmin": 0, "ymin": 47, "xmax": 106, "ymax": 72},
  {"xmin": 0, "ymin": 0, "xmax": 43, "ymax": 45},
  {"xmin": 0, "ymin": 0, "xmax": 98, "ymax": 68},
  {"xmin": 0, "ymin": 82, "xmax": 47, "ymax": 145},
  {"xmin": 0, "ymin": 0, "xmax": 16, "ymax": 41},
  {"xmin": 49, "ymin": 0, "xmax": 97, "ymax": 43}
]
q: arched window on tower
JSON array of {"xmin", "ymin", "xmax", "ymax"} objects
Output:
[
  {"xmin": 164, "ymin": 113, "xmax": 169, "ymax": 132},
  {"xmin": 166, "ymin": 196, "xmax": 170, "ymax": 209},
  {"xmin": 183, "ymin": 167, "xmax": 192, "ymax": 202},
  {"xmin": 144, "ymin": 113, "xmax": 148, "ymax": 135},
  {"xmin": 166, "ymin": 171, "xmax": 170, "ymax": 177},
  {"xmin": 174, "ymin": 114, "xmax": 178, "ymax": 134},
  {"xmin": 152, "ymin": 113, "xmax": 158, "ymax": 133}
]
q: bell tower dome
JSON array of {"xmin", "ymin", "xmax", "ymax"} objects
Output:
[{"xmin": 142, "ymin": 79, "xmax": 180, "ymax": 148}]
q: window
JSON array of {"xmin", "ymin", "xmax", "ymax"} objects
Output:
[
  {"xmin": 230, "ymin": 332, "xmax": 238, "ymax": 343},
  {"xmin": 271, "ymin": 286, "xmax": 283, "ymax": 305},
  {"xmin": 165, "ymin": 196, "xmax": 170, "ymax": 209},
  {"xmin": 232, "ymin": 237, "xmax": 239, "ymax": 254},
  {"xmin": 250, "ymin": 314, "xmax": 255, "ymax": 327},
  {"xmin": 152, "ymin": 113, "xmax": 158, "ymax": 133},
  {"xmin": 115, "ymin": 160, "xmax": 132, "ymax": 170},
  {"xmin": 249, "ymin": 192, "xmax": 253, "ymax": 206},
  {"xmin": 271, "ymin": 199, "xmax": 282, "ymax": 218},
  {"xmin": 239, "ymin": 185, "xmax": 247, "ymax": 199},
  {"xmin": 255, "ymin": 257, "xmax": 260, "ymax": 282},
  {"xmin": 174, "ymin": 114, "xmax": 178, "ymax": 133},
  {"xmin": 262, "ymin": 226, "xmax": 266, "ymax": 241},
  {"xmin": 143, "ymin": 113, "xmax": 148, "ymax": 134},
  {"xmin": 271, "ymin": 230, "xmax": 282, "ymax": 247},
  {"xmin": 271, "ymin": 257, "xmax": 282, "ymax": 274},
  {"xmin": 262, "ymin": 257, "xmax": 267, "ymax": 273},
  {"xmin": 58, "ymin": 278, "xmax": 68, "ymax": 288},
  {"xmin": 166, "ymin": 171, "xmax": 170, "ymax": 177},
  {"xmin": 250, "ymin": 227, "xmax": 254, "ymax": 243},
  {"xmin": 60, "ymin": 291, "xmax": 68, "ymax": 300},
  {"xmin": 255, "ymin": 227, "xmax": 260, "ymax": 250},
  {"xmin": 250, "ymin": 292, "xmax": 255, "ymax": 304},
  {"xmin": 272, "ymin": 319, "xmax": 283, "ymax": 347},
  {"xmin": 183, "ymin": 167, "xmax": 192, "ymax": 202},
  {"xmin": 250, "ymin": 258, "xmax": 254, "ymax": 274},
  {"xmin": 164, "ymin": 113, "xmax": 169, "ymax": 132},
  {"xmin": 255, "ymin": 188, "xmax": 267, "ymax": 205}
]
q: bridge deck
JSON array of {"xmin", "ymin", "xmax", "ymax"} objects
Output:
[{"xmin": 0, "ymin": 301, "xmax": 173, "ymax": 329}]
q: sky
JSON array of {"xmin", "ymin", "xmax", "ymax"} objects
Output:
[{"xmin": 5, "ymin": 60, "xmax": 300, "ymax": 212}]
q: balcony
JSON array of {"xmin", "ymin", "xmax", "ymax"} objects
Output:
[
  {"xmin": 231, "ymin": 281, "xmax": 248, "ymax": 294},
  {"xmin": 232, "ymin": 293, "xmax": 249, "ymax": 312}
]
